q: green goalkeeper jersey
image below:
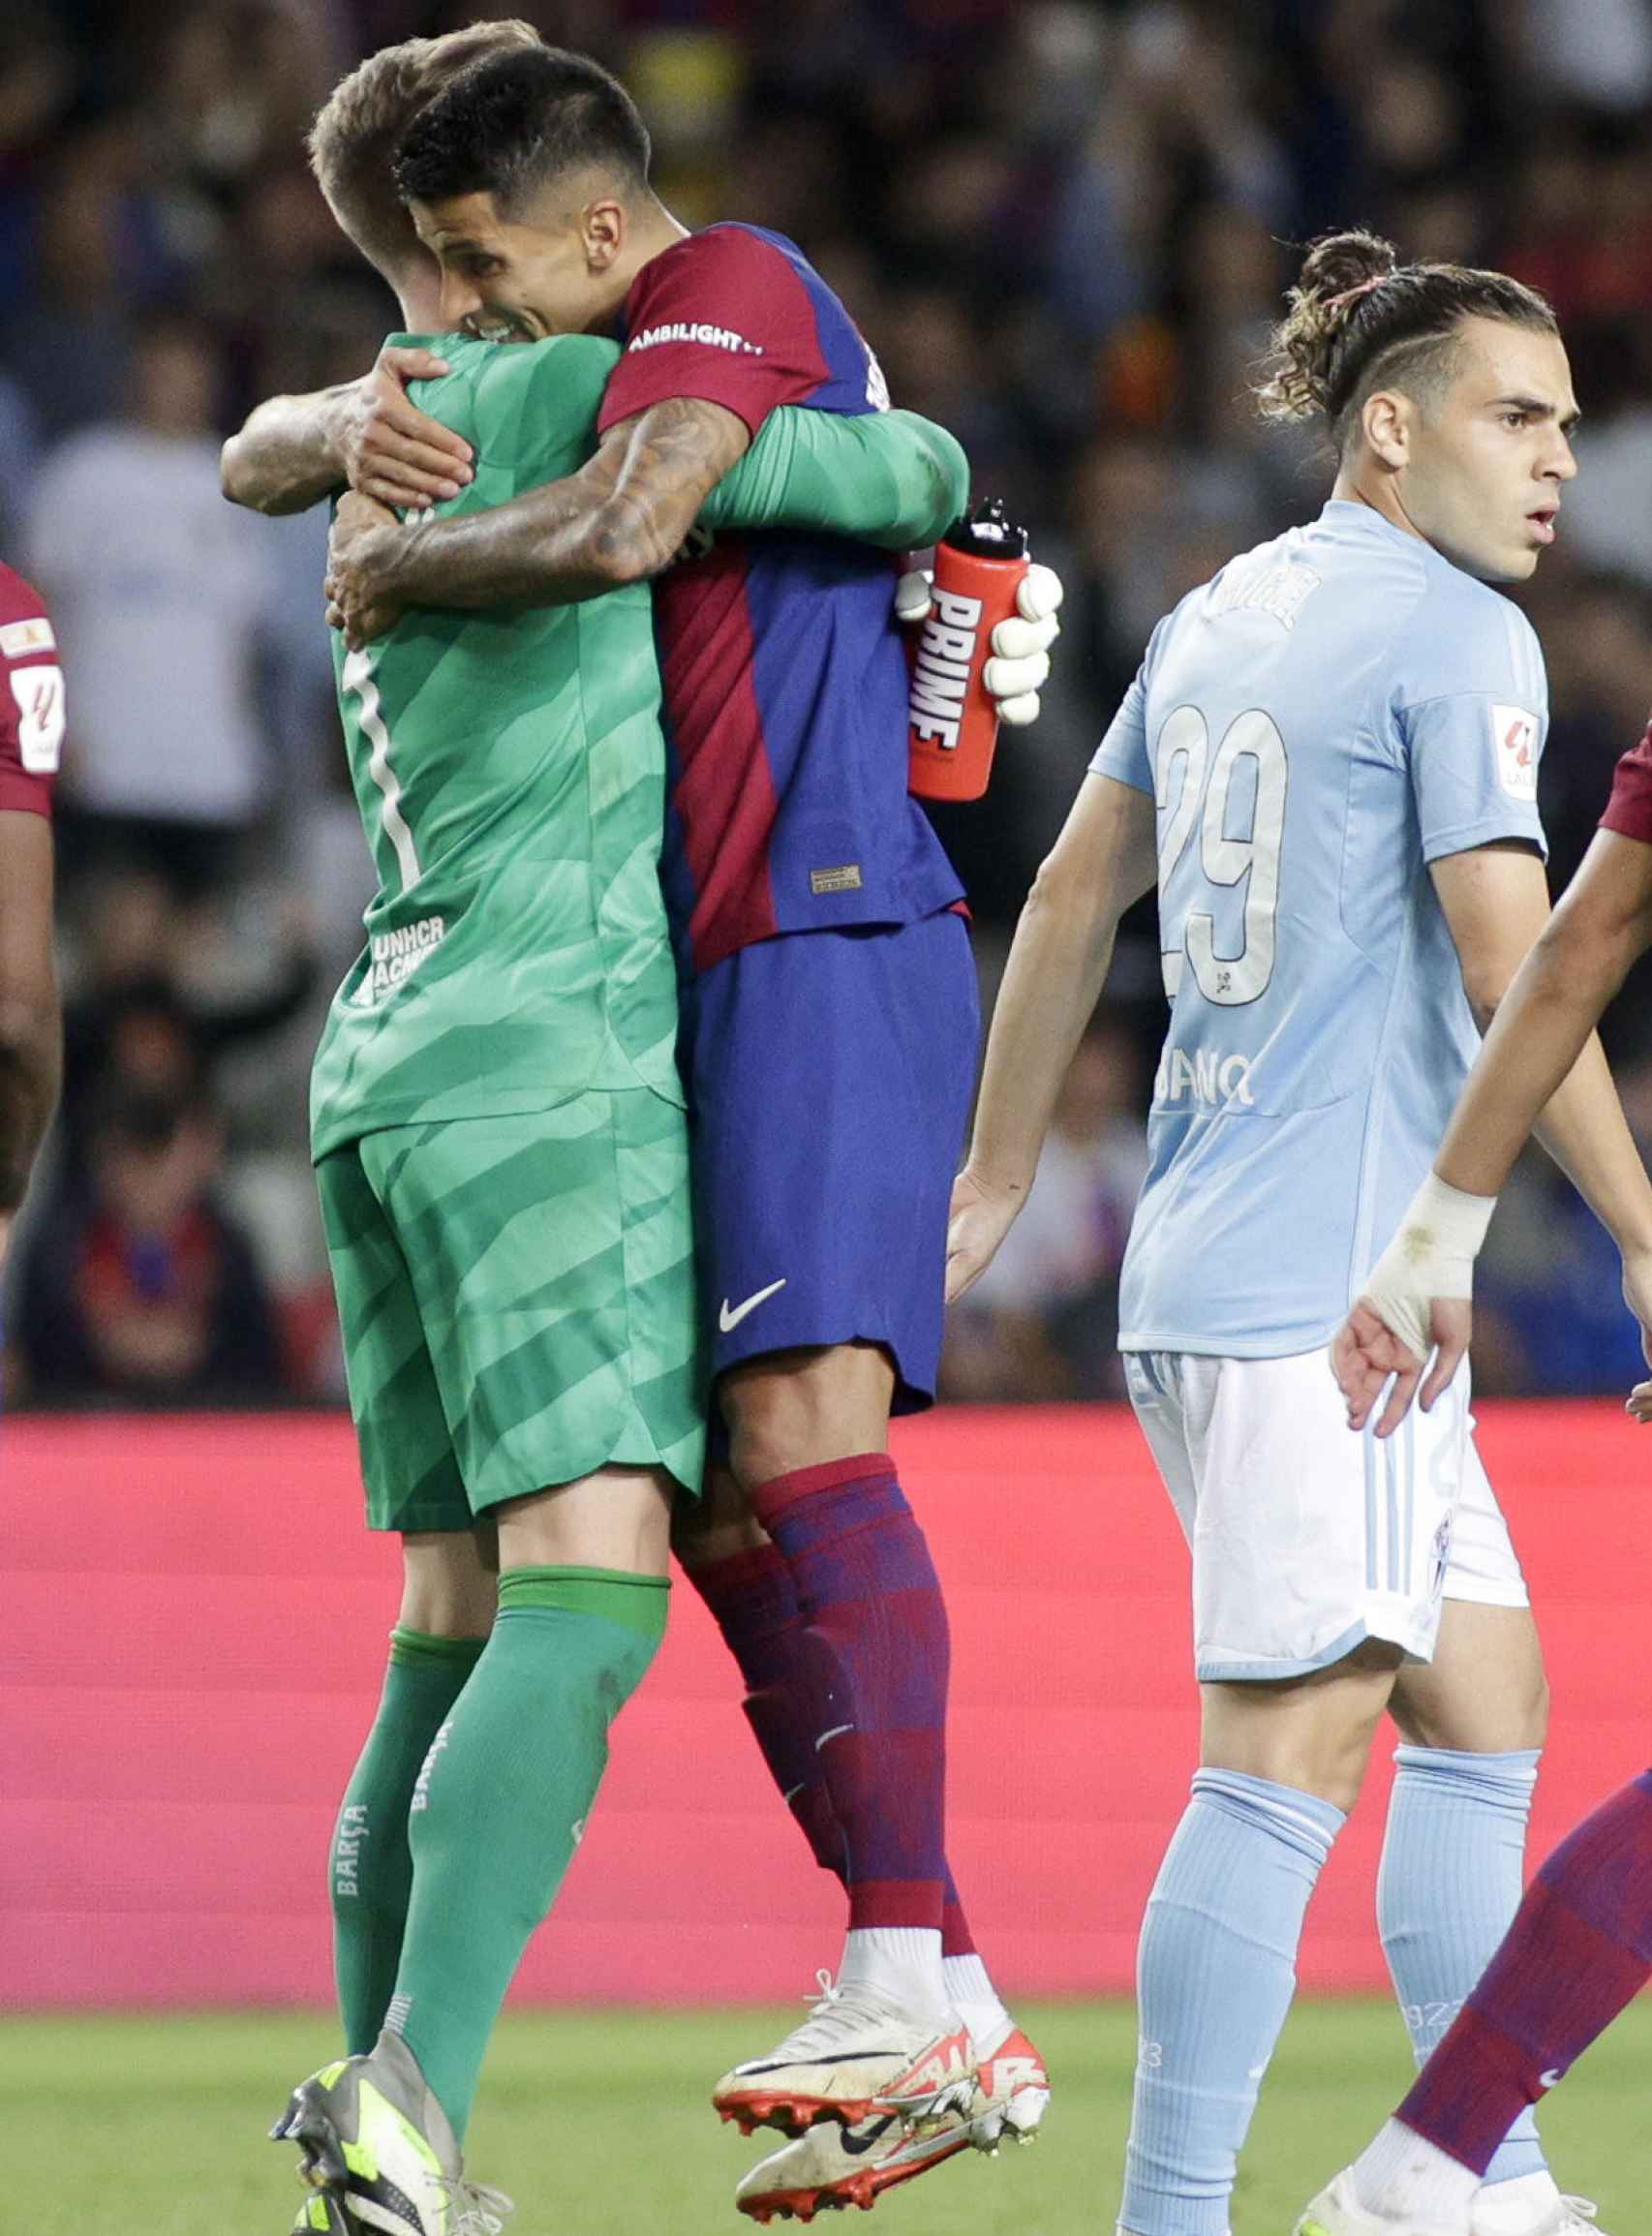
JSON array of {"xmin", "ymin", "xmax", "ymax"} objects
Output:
[{"xmin": 309, "ymin": 331, "xmax": 966, "ymax": 1159}]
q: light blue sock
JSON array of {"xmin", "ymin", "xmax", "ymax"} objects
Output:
[
  {"xmin": 1377, "ymin": 1744, "xmax": 1545, "ymax": 2187},
  {"xmin": 1119, "ymin": 1768, "xmax": 1344, "ymax": 2236}
]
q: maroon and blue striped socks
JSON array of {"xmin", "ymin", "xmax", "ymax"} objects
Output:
[
  {"xmin": 1398, "ymin": 1768, "xmax": 1652, "ymax": 2170},
  {"xmin": 1351, "ymin": 1770, "xmax": 1652, "ymax": 2223},
  {"xmin": 739, "ymin": 1454, "xmax": 953, "ymax": 1936},
  {"xmin": 691, "ymin": 1455, "xmax": 993, "ymax": 2022}
]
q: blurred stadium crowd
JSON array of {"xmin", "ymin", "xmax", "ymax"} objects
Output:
[{"xmin": 6, "ymin": 0, "xmax": 1652, "ymax": 1409}]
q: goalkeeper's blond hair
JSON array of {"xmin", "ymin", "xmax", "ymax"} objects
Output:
[{"xmin": 308, "ymin": 21, "xmax": 540, "ymax": 284}]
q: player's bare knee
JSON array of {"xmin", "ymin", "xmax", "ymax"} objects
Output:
[
  {"xmin": 672, "ymin": 1465, "xmax": 768, "ymax": 1570},
  {"xmin": 494, "ymin": 1465, "xmax": 674, "ymax": 1577},
  {"xmin": 1202, "ymin": 1643, "xmax": 1400, "ymax": 1813},
  {"xmin": 1392, "ymin": 1601, "xmax": 1549, "ymax": 1753},
  {"xmin": 719, "ymin": 1342, "xmax": 897, "ymax": 1486},
  {"xmin": 398, "ymin": 1527, "xmax": 498, "ymax": 1639}
]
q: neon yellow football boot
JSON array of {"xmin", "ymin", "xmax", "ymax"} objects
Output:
[{"xmin": 271, "ymin": 2032, "xmax": 511, "ymax": 2236}]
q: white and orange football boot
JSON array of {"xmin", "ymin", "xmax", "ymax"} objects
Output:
[
  {"xmin": 713, "ymin": 1973, "xmax": 974, "ymax": 2138},
  {"xmin": 733, "ymin": 2024, "xmax": 1051, "ymax": 2221}
]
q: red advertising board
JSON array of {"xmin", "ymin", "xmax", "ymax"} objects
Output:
[{"xmin": 2, "ymin": 1404, "xmax": 1647, "ymax": 2007}]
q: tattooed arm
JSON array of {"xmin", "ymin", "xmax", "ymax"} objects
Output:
[
  {"xmin": 222, "ymin": 346, "xmax": 474, "ymax": 516},
  {"xmin": 325, "ymin": 397, "xmax": 750, "ymax": 645}
]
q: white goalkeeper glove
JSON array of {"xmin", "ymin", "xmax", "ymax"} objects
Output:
[{"xmin": 896, "ymin": 561, "xmax": 1064, "ymax": 725}]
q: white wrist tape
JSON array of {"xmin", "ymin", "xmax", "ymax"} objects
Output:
[{"xmin": 1359, "ymin": 1173, "xmax": 1497, "ymax": 1363}]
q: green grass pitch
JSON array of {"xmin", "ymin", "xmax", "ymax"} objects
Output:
[{"xmin": 5, "ymin": 1999, "xmax": 1648, "ymax": 2234}]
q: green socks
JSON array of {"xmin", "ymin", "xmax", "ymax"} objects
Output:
[
  {"xmin": 331, "ymin": 1627, "xmax": 487, "ymax": 2054},
  {"xmin": 384, "ymin": 1566, "xmax": 669, "ymax": 2142}
]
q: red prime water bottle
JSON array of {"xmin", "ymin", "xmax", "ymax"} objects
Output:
[{"xmin": 907, "ymin": 500, "xmax": 1030, "ymax": 803}]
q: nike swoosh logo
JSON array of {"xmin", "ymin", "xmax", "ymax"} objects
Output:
[
  {"xmin": 840, "ymin": 2115, "xmax": 899, "ymax": 2157},
  {"xmin": 739, "ymin": 2052, "xmax": 908, "ymax": 2076},
  {"xmin": 719, "ymin": 1277, "xmax": 787, "ymax": 1333},
  {"xmin": 1539, "ymin": 2068, "xmax": 1563, "ymax": 2090}
]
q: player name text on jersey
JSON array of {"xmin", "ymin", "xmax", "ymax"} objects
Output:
[
  {"xmin": 1208, "ymin": 556, "xmax": 1322, "ymax": 632},
  {"xmin": 1153, "ymin": 1046, "xmax": 1256, "ymax": 1109}
]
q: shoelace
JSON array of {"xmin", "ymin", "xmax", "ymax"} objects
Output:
[
  {"xmin": 435, "ymin": 2173, "xmax": 514, "ymax": 2235},
  {"xmin": 804, "ymin": 1966, "xmax": 840, "ymax": 2011},
  {"xmin": 1557, "ymin": 2201, "xmax": 1600, "ymax": 2232},
  {"xmin": 768, "ymin": 1967, "xmax": 910, "ymax": 2061}
]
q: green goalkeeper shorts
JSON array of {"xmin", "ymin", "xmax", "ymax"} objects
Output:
[{"xmin": 316, "ymin": 1090, "xmax": 706, "ymax": 1531}]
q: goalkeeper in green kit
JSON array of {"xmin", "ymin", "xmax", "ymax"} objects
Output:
[{"xmin": 221, "ymin": 27, "xmax": 973, "ymax": 2236}]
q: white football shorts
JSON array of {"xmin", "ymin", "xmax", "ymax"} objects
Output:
[{"xmin": 1123, "ymin": 1344, "xmax": 1527, "ymax": 1682}]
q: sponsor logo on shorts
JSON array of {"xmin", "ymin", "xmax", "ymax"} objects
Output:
[
  {"xmin": 352, "ymin": 912, "xmax": 447, "ymax": 1004},
  {"xmin": 1152, "ymin": 1046, "xmax": 1255, "ymax": 1107},
  {"xmin": 809, "ymin": 864, "xmax": 863, "ymax": 895},
  {"xmin": 1430, "ymin": 1515, "xmax": 1453, "ymax": 1602},
  {"xmin": 627, "ymin": 321, "xmax": 764, "ymax": 357},
  {"xmin": 719, "ymin": 1277, "xmax": 787, "ymax": 1333}
]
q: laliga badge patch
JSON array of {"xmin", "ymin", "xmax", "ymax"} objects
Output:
[
  {"xmin": 1491, "ymin": 703, "xmax": 1540, "ymax": 802},
  {"xmin": 0, "ymin": 616, "xmax": 53, "ymax": 660}
]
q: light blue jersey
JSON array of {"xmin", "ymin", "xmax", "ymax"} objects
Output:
[{"xmin": 1092, "ymin": 499, "xmax": 1547, "ymax": 1355}]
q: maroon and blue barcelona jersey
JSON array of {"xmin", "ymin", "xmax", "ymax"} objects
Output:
[{"xmin": 597, "ymin": 223, "xmax": 964, "ymax": 973}]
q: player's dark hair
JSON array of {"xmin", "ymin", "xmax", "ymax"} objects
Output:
[
  {"xmin": 1256, "ymin": 230, "xmax": 1558, "ymax": 448},
  {"xmin": 392, "ymin": 46, "xmax": 652, "ymax": 213}
]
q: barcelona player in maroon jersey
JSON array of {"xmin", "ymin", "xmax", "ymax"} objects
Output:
[
  {"xmin": 0, "ymin": 561, "xmax": 64, "ymax": 1278},
  {"xmin": 319, "ymin": 43, "xmax": 1054, "ymax": 2210},
  {"xmin": 1294, "ymin": 736, "xmax": 1652, "ymax": 2236}
]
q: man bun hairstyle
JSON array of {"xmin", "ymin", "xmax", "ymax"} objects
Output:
[
  {"xmin": 1256, "ymin": 228, "xmax": 1558, "ymax": 448},
  {"xmin": 308, "ymin": 21, "xmax": 541, "ymax": 280},
  {"xmin": 393, "ymin": 46, "xmax": 652, "ymax": 214}
]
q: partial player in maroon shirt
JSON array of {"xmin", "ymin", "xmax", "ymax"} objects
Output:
[
  {"xmin": 1600, "ymin": 720, "xmax": 1652, "ymax": 847},
  {"xmin": 0, "ymin": 560, "xmax": 64, "ymax": 1261},
  {"xmin": 0, "ymin": 562, "xmax": 62, "ymax": 820}
]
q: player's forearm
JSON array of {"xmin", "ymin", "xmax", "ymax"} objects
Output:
[
  {"xmin": 382, "ymin": 396, "xmax": 750, "ymax": 614},
  {"xmin": 380, "ymin": 465, "xmax": 622, "ymax": 610},
  {"xmin": 1437, "ymin": 838, "xmax": 1652, "ymax": 1234},
  {"xmin": 1526, "ymin": 1026, "xmax": 1652, "ymax": 1252},
  {"xmin": 966, "ymin": 863, "xmax": 1123, "ymax": 1196},
  {"xmin": 702, "ymin": 409, "xmax": 969, "ymax": 549},
  {"xmin": 1447, "ymin": 918, "xmax": 1652, "ymax": 1245},
  {"xmin": 0, "ymin": 988, "xmax": 60, "ymax": 1213},
  {"xmin": 221, "ymin": 389, "xmax": 348, "ymax": 514}
]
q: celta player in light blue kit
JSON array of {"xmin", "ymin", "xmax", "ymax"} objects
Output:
[{"xmin": 947, "ymin": 230, "xmax": 1652, "ymax": 2236}]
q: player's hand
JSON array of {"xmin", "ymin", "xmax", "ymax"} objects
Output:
[
  {"xmin": 325, "ymin": 492, "xmax": 405, "ymax": 649},
  {"xmin": 327, "ymin": 346, "xmax": 474, "ymax": 510},
  {"xmin": 945, "ymin": 1165, "xmax": 1025, "ymax": 1302},
  {"xmin": 1622, "ymin": 1246, "xmax": 1652, "ymax": 1422},
  {"xmin": 1331, "ymin": 1297, "xmax": 1470, "ymax": 1438},
  {"xmin": 0, "ymin": 1210, "xmax": 11, "ymax": 1275},
  {"xmin": 895, "ymin": 562, "xmax": 1065, "ymax": 725}
]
